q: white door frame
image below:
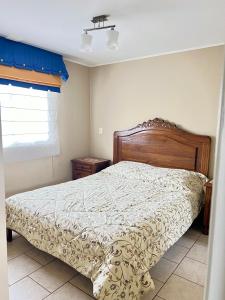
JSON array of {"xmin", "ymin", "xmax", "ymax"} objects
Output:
[
  {"xmin": 205, "ymin": 56, "xmax": 225, "ymax": 300},
  {"xmin": 0, "ymin": 111, "xmax": 9, "ymax": 300}
]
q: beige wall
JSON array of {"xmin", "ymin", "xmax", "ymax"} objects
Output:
[
  {"xmin": 4, "ymin": 46, "xmax": 224, "ymax": 195},
  {"xmin": 4, "ymin": 62, "xmax": 90, "ymax": 196},
  {"xmin": 90, "ymin": 46, "xmax": 225, "ymax": 177}
]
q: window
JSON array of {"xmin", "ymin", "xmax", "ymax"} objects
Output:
[{"xmin": 0, "ymin": 85, "xmax": 59, "ymax": 162}]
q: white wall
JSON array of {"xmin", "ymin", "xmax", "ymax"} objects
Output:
[{"xmin": 4, "ymin": 62, "xmax": 90, "ymax": 196}]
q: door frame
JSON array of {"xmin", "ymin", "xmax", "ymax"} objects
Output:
[{"xmin": 205, "ymin": 55, "xmax": 225, "ymax": 300}]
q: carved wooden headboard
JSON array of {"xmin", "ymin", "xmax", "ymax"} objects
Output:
[{"xmin": 113, "ymin": 118, "xmax": 211, "ymax": 176}]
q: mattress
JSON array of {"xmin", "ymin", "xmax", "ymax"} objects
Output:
[{"xmin": 6, "ymin": 161, "xmax": 206, "ymax": 299}]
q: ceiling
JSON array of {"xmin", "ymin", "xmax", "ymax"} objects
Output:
[{"xmin": 0, "ymin": 0, "xmax": 224, "ymax": 67}]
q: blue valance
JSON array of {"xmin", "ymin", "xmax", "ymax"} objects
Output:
[{"xmin": 0, "ymin": 36, "xmax": 69, "ymax": 83}]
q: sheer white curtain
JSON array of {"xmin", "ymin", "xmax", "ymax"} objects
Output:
[{"xmin": 0, "ymin": 85, "xmax": 60, "ymax": 162}]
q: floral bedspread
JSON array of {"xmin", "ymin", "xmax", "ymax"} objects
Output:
[{"xmin": 6, "ymin": 161, "xmax": 206, "ymax": 299}]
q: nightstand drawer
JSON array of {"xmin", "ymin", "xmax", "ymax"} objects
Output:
[
  {"xmin": 73, "ymin": 170, "xmax": 91, "ymax": 179},
  {"xmin": 71, "ymin": 157, "xmax": 111, "ymax": 180},
  {"xmin": 73, "ymin": 163, "xmax": 92, "ymax": 172}
]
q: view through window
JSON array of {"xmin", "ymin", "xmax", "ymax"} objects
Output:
[{"xmin": 0, "ymin": 85, "xmax": 59, "ymax": 162}]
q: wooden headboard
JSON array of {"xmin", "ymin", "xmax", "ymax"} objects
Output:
[{"xmin": 113, "ymin": 118, "xmax": 211, "ymax": 176}]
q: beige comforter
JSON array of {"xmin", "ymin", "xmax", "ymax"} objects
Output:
[{"xmin": 6, "ymin": 161, "xmax": 206, "ymax": 299}]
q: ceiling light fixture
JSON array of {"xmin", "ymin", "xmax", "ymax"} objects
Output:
[
  {"xmin": 80, "ymin": 32, "xmax": 93, "ymax": 52},
  {"xmin": 81, "ymin": 15, "xmax": 119, "ymax": 52}
]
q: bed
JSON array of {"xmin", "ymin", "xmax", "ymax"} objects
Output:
[{"xmin": 6, "ymin": 118, "xmax": 211, "ymax": 300}]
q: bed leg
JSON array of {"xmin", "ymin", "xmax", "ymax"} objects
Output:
[{"xmin": 7, "ymin": 228, "xmax": 12, "ymax": 242}]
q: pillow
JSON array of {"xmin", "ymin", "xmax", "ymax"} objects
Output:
[{"xmin": 102, "ymin": 161, "xmax": 207, "ymax": 194}]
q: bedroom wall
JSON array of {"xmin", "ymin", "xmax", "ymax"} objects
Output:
[
  {"xmin": 4, "ymin": 46, "xmax": 224, "ymax": 196},
  {"xmin": 4, "ymin": 62, "xmax": 90, "ymax": 196},
  {"xmin": 89, "ymin": 46, "xmax": 225, "ymax": 177}
]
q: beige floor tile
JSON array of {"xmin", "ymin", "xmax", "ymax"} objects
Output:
[
  {"xmin": 141, "ymin": 279, "xmax": 163, "ymax": 300},
  {"xmin": 26, "ymin": 247, "xmax": 55, "ymax": 266},
  {"xmin": 153, "ymin": 297, "xmax": 164, "ymax": 300},
  {"xmin": 163, "ymin": 244, "xmax": 189, "ymax": 263},
  {"xmin": 9, "ymin": 277, "xmax": 49, "ymax": 300},
  {"xmin": 8, "ymin": 254, "xmax": 41, "ymax": 285},
  {"xmin": 8, "ymin": 237, "xmax": 32, "ymax": 260},
  {"xmin": 70, "ymin": 274, "xmax": 93, "ymax": 296},
  {"xmin": 45, "ymin": 282, "xmax": 93, "ymax": 300},
  {"xmin": 187, "ymin": 244, "xmax": 208, "ymax": 264},
  {"xmin": 174, "ymin": 257, "xmax": 207, "ymax": 286},
  {"xmin": 30, "ymin": 259, "xmax": 78, "ymax": 292},
  {"xmin": 196, "ymin": 234, "xmax": 208, "ymax": 247},
  {"xmin": 158, "ymin": 275, "xmax": 204, "ymax": 300},
  {"xmin": 150, "ymin": 258, "xmax": 177, "ymax": 282},
  {"xmin": 176, "ymin": 229, "xmax": 201, "ymax": 249}
]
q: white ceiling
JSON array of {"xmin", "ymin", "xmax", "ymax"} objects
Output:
[{"xmin": 0, "ymin": 0, "xmax": 224, "ymax": 67}]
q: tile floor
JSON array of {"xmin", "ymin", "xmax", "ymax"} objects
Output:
[{"xmin": 7, "ymin": 228, "xmax": 208, "ymax": 300}]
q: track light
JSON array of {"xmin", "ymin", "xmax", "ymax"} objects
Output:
[
  {"xmin": 106, "ymin": 28, "xmax": 119, "ymax": 50},
  {"xmin": 80, "ymin": 15, "xmax": 119, "ymax": 52},
  {"xmin": 80, "ymin": 31, "xmax": 93, "ymax": 52}
]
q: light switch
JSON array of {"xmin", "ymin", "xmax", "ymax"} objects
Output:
[{"xmin": 98, "ymin": 128, "xmax": 103, "ymax": 135}]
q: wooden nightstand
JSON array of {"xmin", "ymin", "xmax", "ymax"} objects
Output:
[
  {"xmin": 203, "ymin": 180, "xmax": 213, "ymax": 235},
  {"xmin": 71, "ymin": 157, "xmax": 111, "ymax": 180}
]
